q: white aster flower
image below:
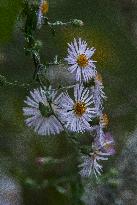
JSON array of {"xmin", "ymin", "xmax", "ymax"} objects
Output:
[
  {"xmin": 65, "ymin": 38, "xmax": 96, "ymax": 82},
  {"xmin": 23, "ymin": 87, "xmax": 64, "ymax": 136},
  {"xmin": 59, "ymin": 84, "xmax": 96, "ymax": 132}
]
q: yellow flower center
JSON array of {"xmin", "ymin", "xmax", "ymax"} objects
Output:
[
  {"xmin": 40, "ymin": 1, "xmax": 49, "ymax": 14},
  {"xmin": 77, "ymin": 54, "xmax": 88, "ymax": 68},
  {"xmin": 74, "ymin": 102, "xmax": 86, "ymax": 116},
  {"xmin": 100, "ymin": 113, "xmax": 109, "ymax": 127},
  {"xmin": 104, "ymin": 142, "xmax": 111, "ymax": 150}
]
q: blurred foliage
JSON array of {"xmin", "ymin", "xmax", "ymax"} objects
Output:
[{"xmin": 0, "ymin": 0, "xmax": 22, "ymax": 43}]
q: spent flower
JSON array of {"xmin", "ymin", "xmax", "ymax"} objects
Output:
[
  {"xmin": 95, "ymin": 131, "xmax": 115, "ymax": 156},
  {"xmin": 93, "ymin": 73, "xmax": 106, "ymax": 114},
  {"xmin": 79, "ymin": 151, "xmax": 109, "ymax": 178},
  {"xmin": 100, "ymin": 113, "xmax": 109, "ymax": 128},
  {"xmin": 37, "ymin": 0, "xmax": 49, "ymax": 29},
  {"xmin": 79, "ymin": 129, "xmax": 115, "ymax": 177}
]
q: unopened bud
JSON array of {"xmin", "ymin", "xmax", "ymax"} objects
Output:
[
  {"xmin": 35, "ymin": 157, "xmax": 46, "ymax": 166},
  {"xmin": 72, "ymin": 19, "xmax": 84, "ymax": 27}
]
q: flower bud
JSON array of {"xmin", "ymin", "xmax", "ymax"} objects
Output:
[
  {"xmin": 72, "ymin": 19, "xmax": 84, "ymax": 27},
  {"xmin": 35, "ymin": 157, "xmax": 46, "ymax": 166}
]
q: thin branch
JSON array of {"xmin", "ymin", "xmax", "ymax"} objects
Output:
[
  {"xmin": 47, "ymin": 19, "xmax": 84, "ymax": 27},
  {"xmin": 0, "ymin": 74, "xmax": 34, "ymax": 89}
]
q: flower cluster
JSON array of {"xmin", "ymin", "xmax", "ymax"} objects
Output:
[{"xmin": 23, "ymin": 38, "xmax": 115, "ymax": 177}]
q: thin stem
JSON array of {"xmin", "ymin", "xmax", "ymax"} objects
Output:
[
  {"xmin": 48, "ymin": 21, "xmax": 72, "ymax": 27},
  {"xmin": 0, "ymin": 74, "xmax": 34, "ymax": 89},
  {"xmin": 46, "ymin": 19, "xmax": 84, "ymax": 27},
  {"xmin": 6, "ymin": 81, "xmax": 31, "ymax": 88}
]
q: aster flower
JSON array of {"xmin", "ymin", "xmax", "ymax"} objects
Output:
[
  {"xmin": 37, "ymin": 0, "xmax": 49, "ymax": 29},
  {"xmin": 79, "ymin": 151, "xmax": 109, "ymax": 178},
  {"xmin": 65, "ymin": 38, "xmax": 96, "ymax": 82},
  {"xmin": 59, "ymin": 84, "xmax": 96, "ymax": 132},
  {"xmin": 23, "ymin": 87, "xmax": 64, "ymax": 136}
]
